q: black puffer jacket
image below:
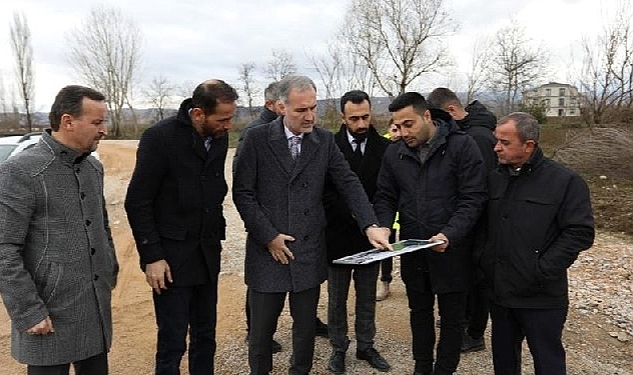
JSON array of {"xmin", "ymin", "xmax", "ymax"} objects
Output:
[
  {"xmin": 478, "ymin": 148, "xmax": 594, "ymax": 308},
  {"xmin": 373, "ymin": 117, "xmax": 488, "ymax": 293},
  {"xmin": 458, "ymin": 100, "xmax": 497, "ymax": 172}
]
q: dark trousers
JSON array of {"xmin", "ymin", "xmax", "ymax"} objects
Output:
[
  {"xmin": 489, "ymin": 302, "xmax": 568, "ymax": 375},
  {"xmin": 379, "ymin": 258, "xmax": 393, "ymax": 283},
  {"xmin": 327, "ymin": 263, "xmax": 379, "ymax": 352},
  {"xmin": 27, "ymin": 352, "xmax": 108, "ymax": 375},
  {"xmin": 406, "ymin": 277, "xmax": 467, "ymax": 375},
  {"xmin": 153, "ymin": 280, "xmax": 218, "ymax": 375},
  {"xmin": 248, "ymin": 286, "xmax": 320, "ymax": 375},
  {"xmin": 465, "ymin": 279, "xmax": 489, "ymax": 338}
]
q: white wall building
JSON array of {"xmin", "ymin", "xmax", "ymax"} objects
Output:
[{"xmin": 522, "ymin": 82, "xmax": 583, "ymax": 117}]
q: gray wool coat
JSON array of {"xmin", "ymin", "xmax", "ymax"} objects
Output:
[
  {"xmin": 0, "ymin": 132, "xmax": 118, "ymax": 366},
  {"xmin": 232, "ymin": 118, "xmax": 378, "ymax": 293}
]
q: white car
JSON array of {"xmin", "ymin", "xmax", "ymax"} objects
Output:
[{"xmin": 0, "ymin": 133, "xmax": 100, "ymax": 164}]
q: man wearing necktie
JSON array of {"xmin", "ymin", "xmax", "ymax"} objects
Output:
[
  {"xmin": 233, "ymin": 76, "xmax": 392, "ymax": 375},
  {"xmin": 322, "ymin": 90, "xmax": 393, "ymax": 373}
]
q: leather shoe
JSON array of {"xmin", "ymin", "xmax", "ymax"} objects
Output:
[
  {"xmin": 316, "ymin": 317, "xmax": 329, "ymax": 338},
  {"xmin": 356, "ymin": 347, "xmax": 390, "ymax": 372},
  {"xmin": 328, "ymin": 351, "xmax": 346, "ymax": 374}
]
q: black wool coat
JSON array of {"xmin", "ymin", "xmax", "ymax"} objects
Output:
[
  {"xmin": 125, "ymin": 98, "xmax": 228, "ymax": 285},
  {"xmin": 323, "ymin": 125, "xmax": 391, "ymax": 264}
]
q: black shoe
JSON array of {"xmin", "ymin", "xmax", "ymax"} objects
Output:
[
  {"xmin": 245, "ymin": 332, "xmax": 283, "ymax": 354},
  {"xmin": 328, "ymin": 351, "xmax": 346, "ymax": 374},
  {"xmin": 356, "ymin": 348, "xmax": 390, "ymax": 372},
  {"xmin": 461, "ymin": 333, "xmax": 485, "ymax": 353},
  {"xmin": 316, "ymin": 317, "xmax": 329, "ymax": 338},
  {"xmin": 272, "ymin": 338, "xmax": 282, "ymax": 353}
]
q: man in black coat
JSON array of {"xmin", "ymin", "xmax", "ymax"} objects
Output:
[
  {"xmin": 427, "ymin": 87, "xmax": 497, "ymax": 353},
  {"xmin": 125, "ymin": 80, "xmax": 238, "ymax": 375},
  {"xmin": 323, "ymin": 90, "xmax": 392, "ymax": 373},
  {"xmin": 480, "ymin": 112, "xmax": 594, "ymax": 375},
  {"xmin": 373, "ymin": 92, "xmax": 488, "ymax": 375}
]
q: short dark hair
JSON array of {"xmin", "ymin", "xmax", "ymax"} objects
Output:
[
  {"xmin": 427, "ymin": 87, "xmax": 463, "ymax": 110},
  {"xmin": 191, "ymin": 79, "xmax": 239, "ymax": 114},
  {"xmin": 388, "ymin": 92, "xmax": 431, "ymax": 117},
  {"xmin": 49, "ymin": 85, "xmax": 105, "ymax": 131},
  {"xmin": 340, "ymin": 90, "xmax": 371, "ymax": 112}
]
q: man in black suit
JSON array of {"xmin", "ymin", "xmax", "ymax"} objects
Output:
[
  {"xmin": 232, "ymin": 75, "xmax": 391, "ymax": 375},
  {"xmin": 323, "ymin": 90, "xmax": 392, "ymax": 373},
  {"xmin": 125, "ymin": 79, "xmax": 238, "ymax": 375}
]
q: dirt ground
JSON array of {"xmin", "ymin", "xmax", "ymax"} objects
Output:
[{"xmin": 1, "ymin": 140, "xmax": 632, "ymax": 374}]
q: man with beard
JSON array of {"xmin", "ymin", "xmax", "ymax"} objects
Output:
[
  {"xmin": 232, "ymin": 75, "xmax": 391, "ymax": 375},
  {"xmin": 373, "ymin": 92, "xmax": 487, "ymax": 375},
  {"xmin": 323, "ymin": 90, "xmax": 392, "ymax": 373},
  {"xmin": 125, "ymin": 79, "xmax": 238, "ymax": 375},
  {"xmin": 427, "ymin": 87, "xmax": 497, "ymax": 353}
]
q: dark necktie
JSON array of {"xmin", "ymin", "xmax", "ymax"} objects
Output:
[{"xmin": 349, "ymin": 139, "xmax": 363, "ymax": 171}]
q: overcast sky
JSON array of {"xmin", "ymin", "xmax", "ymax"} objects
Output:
[{"xmin": 0, "ymin": 0, "xmax": 614, "ymax": 110}]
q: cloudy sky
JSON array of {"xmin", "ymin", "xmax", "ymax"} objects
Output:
[{"xmin": 0, "ymin": 0, "xmax": 615, "ymax": 110}]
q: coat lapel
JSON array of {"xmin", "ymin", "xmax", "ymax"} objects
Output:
[
  {"xmin": 291, "ymin": 129, "xmax": 321, "ymax": 181},
  {"xmin": 268, "ymin": 120, "xmax": 294, "ymax": 175}
]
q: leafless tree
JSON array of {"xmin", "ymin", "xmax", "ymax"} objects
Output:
[
  {"xmin": 264, "ymin": 49, "xmax": 297, "ymax": 81},
  {"xmin": 238, "ymin": 63, "xmax": 259, "ymax": 117},
  {"xmin": 465, "ymin": 37, "xmax": 493, "ymax": 103},
  {"xmin": 144, "ymin": 75, "xmax": 174, "ymax": 122},
  {"xmin": 65, "ymin": 5, "xmax": 142, "ymax": 138},
  {"xmin": 308, "ymin": 40, "xmax": 376, "ymax": 100},
  {"xmin": 484, "ymin": 19, "xmax": 548, "ymax": 115},
  {"xmin": 576, "ymin": 1, "xmax": 633, "ymax": 123},
  {"xmin": 9, "ymin": 12, "xmax": 35, "ymax": 132},
  {"xmin": 339, "ymin": 0, "xmax": 456, "ymax": 99}
]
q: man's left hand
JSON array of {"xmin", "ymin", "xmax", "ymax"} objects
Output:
[{"xmin": 429, "ymin": 233, "xmax": 449, "ymax": 253}]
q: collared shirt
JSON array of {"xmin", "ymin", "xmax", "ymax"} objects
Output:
[{"xmin": 346, "ymin": 130, "xmax": 366, "ymax": 154}]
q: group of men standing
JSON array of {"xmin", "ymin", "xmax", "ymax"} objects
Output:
[{"xmin": 0, "ymin": 74, "xmax": 594, "ymax": 375}]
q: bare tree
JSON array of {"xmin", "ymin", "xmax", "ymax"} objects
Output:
[
  {"xmin": 238, "ymin": 63, "xmax": 259, "ymax": 117},
  {"xmin": 465, "ymin": 37, "xmax": 493, "ymax": 103},
  {"xmin": 484, "ymin": 19, "xmax": 548, "ymax": 115},
  {"xmin": 576, "ymin": 1, "xmax": 633, "ymax": 123},
  {"xmin": 339, "ymin": 0, "xmax": 456, "ymax": 99},
  {"xmin": 65, "ymin": 5, "xmax": 142, "ymax": 138},
  {"xmin": 264, "ymin": 49, "xmax": 297, "ymax": 81},
  {"xmin": 9, "ymin": 12, "xmax": 35, "ymax": 132},
  {"xmin": 144, "ymin": 75, "xmax": 173, "ymax": 122}
]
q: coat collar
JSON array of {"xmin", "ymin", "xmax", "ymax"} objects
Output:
[
  {"xmin": 268, "ymin": 117, "xmax": 322, "ymax": 177},
  {"xmin": 42, "ymin": 130, "xmax": 89, "ymax": 165}
]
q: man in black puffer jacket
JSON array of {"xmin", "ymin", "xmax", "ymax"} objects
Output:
[
  {"xmin": 374, "ymin": 92, "xmax": 488, "ymax": 375},
  {"xmin": 428, "ymin": 88, "xmax": 497, "ymax": 354}
]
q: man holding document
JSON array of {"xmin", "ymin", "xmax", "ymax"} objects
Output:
[{"xmin": 373, "ymin": 92, "xmax": 488, "ymax": 375}]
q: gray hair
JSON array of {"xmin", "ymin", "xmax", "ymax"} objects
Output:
[
  {"xmin": 277, "ymin": 75, "xmax": 317, "ymax": 104},
  {"xmin": 264, "ymin": 81, "xmax": 280, "ymax": 102},
  {"xmin": 498, "ymin": 112, "xmax": 540, "ymax": 143}
]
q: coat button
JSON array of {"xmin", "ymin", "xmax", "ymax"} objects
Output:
[
  {"xmin": 303, "ymin": 235, "xmax": 309, "ymax": 241},
  {"xmin": 80, "ymin": 192, "xmax": 86, "ymax": 200},
  {"xmin": 85, "ymin": 220, "xmax": 92, "ymax": 226},
  {"xmin": 91, "ymin": 248, "xmax": 96, "ymax": 255},
  {"xmin": 304, "ymin": 209, "xmax": 309, "ymax": 215},
  {"xmin": 94, "ymin": 274, "xmax": 99, "ymax": 281}
]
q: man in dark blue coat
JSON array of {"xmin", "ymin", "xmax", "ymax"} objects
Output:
[
  {"xmin": 428, "ymin": 87, "xmax": 497, "ymax": 353},
  {"xmin": 323, "ymin": 90, "xmax": 392, "ymax": 373},
  {"xmin": 373, "ymin": 92, "xmax": 487, "ymax": 375},
  {"xmin": 479, "ymin": 112, "xmax": 594, "ymax": 375},
  {"xmin": 125, "ymin": 79, "xmax": 238, "ymax": 375}
]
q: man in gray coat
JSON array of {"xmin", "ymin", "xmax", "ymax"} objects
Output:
[
  {"xmin": 233, "ymin": 75, "xmax": 391, "ymax": 375},
  {"xmin": 0, "ymin": 85, "xmax": 118, "ymax": 374}
]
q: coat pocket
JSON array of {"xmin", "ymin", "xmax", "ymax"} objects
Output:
[{"xmin": 34, "ymin": 262, "xmax": 63, "ymax": 305}]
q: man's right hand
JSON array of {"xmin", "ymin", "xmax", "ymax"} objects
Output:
[
  {"xmin": 267, "ymin": 234, "xmax": 296, "ymax": 264},
  {"xmin": 145, "ymin": 259, "xmax": 173, "ymax": 294},
  {"xmin": 26, "ymin": 316, "xmax": 54, "ymax": 336}
]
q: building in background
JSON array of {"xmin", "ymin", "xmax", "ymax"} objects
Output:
[{"xmin": 522, "ymin": 82, "xmax": 583, "ymax": 117}]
